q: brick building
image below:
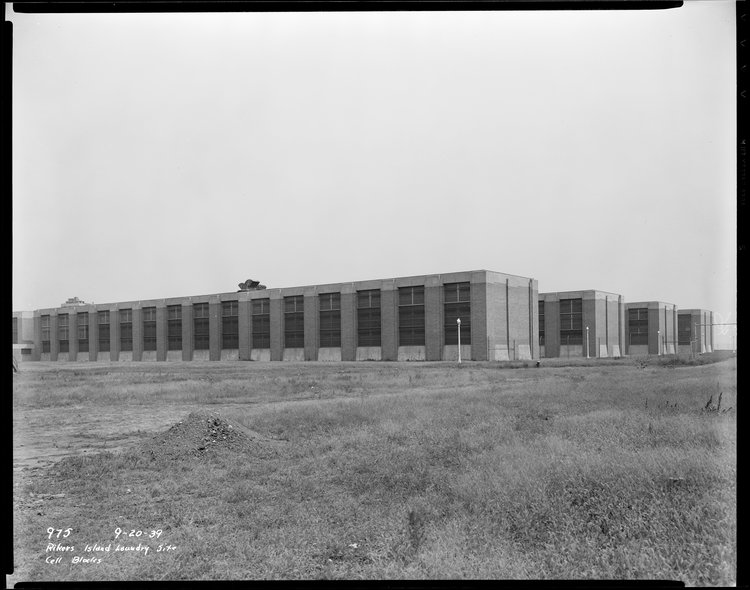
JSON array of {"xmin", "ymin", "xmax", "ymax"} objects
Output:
[
  {"xmin": 16, "ymin": 269, "xmax": 540, "ymax": 363},
  {"xmin": 677, "ymin": 309, "xmax": 714, "ymax": 354},
  {"xmin": 538, "ymin": 290, "xmax": 625, "ymax": 358},
  {"xmin": 624, "ymin": 301, "xmax": 678, "ymax": 356}
]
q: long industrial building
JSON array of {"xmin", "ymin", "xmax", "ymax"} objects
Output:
[
  {"xmin": 12, "ymin": 270, "xmax": 539, "ymax": 363},
  {"xmin": 538, "ymin": 290, "xmax": 625, "ymax": 358}
]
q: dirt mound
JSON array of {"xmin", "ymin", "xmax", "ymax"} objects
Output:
[{"xmin": 137, "ymin": 411, "xmax": 280, "ymax": 462}]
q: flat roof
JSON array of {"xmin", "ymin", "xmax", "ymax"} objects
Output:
[{"xmin": 29, "ymin": 268, "xmax": 537, "ymax": 313}]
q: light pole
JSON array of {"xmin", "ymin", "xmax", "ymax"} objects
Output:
[
  {"xmin": 457, "ymin": 318, "xmax": 462, "ymax": 363},
  {"xmin": 585, "ymin": 326, "xmax": 590, "ymax": 359},
  {"xmin": 657, "ymin": 330, "xmax": 661, "ymax": 356}
]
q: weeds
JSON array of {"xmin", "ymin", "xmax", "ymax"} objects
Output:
[{"xmin": 11, "ymin": 359, "xmax": 736, "ymax": 584}]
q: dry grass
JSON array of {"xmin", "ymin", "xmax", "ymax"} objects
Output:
[{"xmin": 11, "ymin": 356, "xmax": 736, "ymax": 583}]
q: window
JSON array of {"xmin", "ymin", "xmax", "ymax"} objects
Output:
[
  {"xmin": 678, "ymin": 315, "xmax": 692, "ymax": 345},
  {"xmin": 193, "ymin": 303, "xmax": 209, "ymax": 350},
  {"xmin": 222, "ymin": 301, "xmax": 239, "ymax": 349},
  {"xmin": 319, "ymin": 293, "xmax": 341, "ymax": 347},
  {"xmin": 629, "ymin": 308, "xmax": 649, "ymax": 346},
  {"xmin": 444, "ymin": 282, "xmax": 471, "ymax": 345},
  {"xmin": 399, "ymin": 286, "xmax": 425, "ymax": 346},
  {"xmin": 98, "ymin": 311, "xmax": 110, "ymax": 352},
  {"xmin": 41, "ymin": 315, "xmax": 51, "ymax": 353},
  {"xmin": 559, "ymin": 298, "xmax": 583, "ymax": 345},
  {"xmin": 252, "ymin": 299, "xmax": 271, "ymax": 349},
  {"xmin": 538, "ymin": 300, "xmax": 545, "ymax": 346},
  {"xmin": 120, "ymin": 309, "xmax": 133, "ymax": 351},
  {"xmin": 168, "ymin": 305, "xmax": 182, "ymax": 351},
  {"xmin": 357, "ymin": 290, "xmax": 381, "ymax": 347},
  {"xmin": 12, "ymin": 318, "xmax": 18, "ymax": 344},
  {"xmin": 58, "ymin": 314, "xmax": 69, "ymax": 353},
  {"xmin": 77, "ymin": 312, "xmax": 89, "ymax": 353},
  {"xmin": 284, "ymin": 295, "xmax": 304, "ymax": 348},
  {"xmin": 143, "ymin": 307, "xmax": 157, "ymax": 351}
]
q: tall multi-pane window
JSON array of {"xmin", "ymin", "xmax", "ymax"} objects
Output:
[
  {"xmin": 193, "ymin": 303, "xmax": 209, "ymax": 350},
  {"xmin": 41, "ymin": 315, "xmax": 51, "ymax": 353},
  {"xmin": 444, "ymin": 282, "xmax": 471, "ymax": 345},
  {"xmin": 252, "ymin": 299, "xmax": 271, "ymax": 349},
  {"xmin": 319, "ymin": 293, "xmax": 341, "ymax": 347},
  {"xmin": 222, "ymin": 301, "xmax": 239, "ymax": 349},
  {"xmin": 538, "ymin": 300, "xmax": 545, "ymax": 346},
  {"xmin": 559, "ymin": 299, "xmax": 583, "ymax": 345},
  {"xmin": 120, "ymin": 309, "xmax": 133, "ymax": 351},
  {"xmin": 58, "ymin": 314, "xmax": 70, "ymax": 353},
  {"xmin": 284, "ymin": 296, "xmax": 304, "ymax": 348},
  {"xmin": 143, "ymin": 307, "xmax": 157, "ymax": 351},
  {"xmin": 629, "ymin": 308, "xmax": 649, "ymax": 346},
  {"xmin": 167, "ymin": 305, "xmax": 182, "ymax": 350},
  {"xmin": 678, "ymin": 315, "xmax": 692, "ymax": 346},
  {"xmin": 77, "ymin": 312, "xmax": 89, "ymax": 353},
  {"xmin": 12, "ymin": 318, "xmax": 18, "ymax": 344},
  {"xmin": 98, "ymin": 311, "xmax": 110, "ymax": 352},
  {"xmin": 399, "ymin": 286, "xmax": 425, "ymax": 346},
  {"xmin": 357, "ymin": 290, "xmax": 381, "ymax": 347}
]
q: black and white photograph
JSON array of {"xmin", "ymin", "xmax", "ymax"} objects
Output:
[{"xmin": 10, "ymin": 1, "xmax": 736, "ymax": 584}]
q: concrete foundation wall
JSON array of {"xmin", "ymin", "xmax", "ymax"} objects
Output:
[
  {"xmin": 356, "ymin": 346, "xmax": 382, "ymax": 361},
  {"xmin": 283, "ymin": 348, "xmax": 305, "ymax": 361},
  {"xmin": 317, "ymin": 347, "xmax": 342, "ymax": 361},
  {"xmin": 166, "ymin": 350, "xmax": 182, "ymax": 361},
  {"xmin": 442, "ymin": 345, "xmax": 471, "ymax": 361},
  {"xmin": 517, "ymin": 344, "xmax": 532, "ymax": 360},
  {"xmin": 193, "ymin": 350, "xmax": 209, "ymax": 362},
  {"xmin": 142, "ymin": 351, "xmax": 157, "ymax": 362},
  {"xmin": 220, "ymin": 349, "xmax": 239, "ymax": 361},
  {"xmin": 251, "ymin": 349, "xmax": 271, "ymax": 361},
  {"xmin": 559, "ymin": 345, "xmax": 584, "ymax": 358},
  {"xmin": 398, "ymin": 346, "xmax": 426, "ymax": 361},
  {"xmin": 119, "ymin": 351, "xmax": 133, "ymax": 362},
  {"xmin": 491, "ymin": 345, "xmax": 510, "ymax": 361}
]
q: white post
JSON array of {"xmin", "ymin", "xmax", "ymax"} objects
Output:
[
  {"xmin": 457, "ymin": 318, "xmax": 462, "ymax": 363},
  {"xmin": 585, "ymin": 326, "xmax": 589, "ymax": 359},
  {"xmin": 657, "ymin": 330, "xmax": 661, "ymax": 356}
]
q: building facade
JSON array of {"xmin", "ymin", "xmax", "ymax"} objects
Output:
[
  {"xmin": 624, "ymin": 301, "xmax": 678, "ymax": 356},
  {"xmin": 12, "ymin": 311, "xmax": 35, "ymax": 363},
  {"xmin": 677, "ymin": 309, "xmax": 714, "ymax": 354},
  {"xmin": 538, "ymin": 290, "xmax": 625, "ymax": 358},
  {"xmin": 16, "ymin": 269, "xmax": 540, "ymax": 363}
]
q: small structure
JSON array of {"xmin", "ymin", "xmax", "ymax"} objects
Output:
[
  {"xmin": 61, "ymin": 297, "xmax": 88, "ymax": 307},
  {"xmin": 237, "ymin": 279, "xmax": 267, "ymax": 292}
]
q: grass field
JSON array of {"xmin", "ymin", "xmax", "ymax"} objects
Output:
[{"xmin": 11, "ymin": 355, "xmax": 736, "ymax": 583}]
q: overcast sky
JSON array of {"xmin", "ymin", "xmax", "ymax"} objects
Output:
[{"xmin": 10, "ymin": 3, "xmax": 736, "ymax": 346}]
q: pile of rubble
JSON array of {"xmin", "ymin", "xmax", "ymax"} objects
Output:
[{"xmin": 138, "ymin": 411, "xmax": 277, "ymax": 462}]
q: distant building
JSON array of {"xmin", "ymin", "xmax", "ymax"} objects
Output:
[
  {"xmin": 624, "ymin": 301, "xmax": 678, "ymax": 356},
  {"xmin": 12, "ymin": 311, "xmax": 35, "ymax": 363},
  {"xmin": 13, "ymin": 269, "xmax": 539, "ymax": 363},
  {"xmin": 678, "ymin": 309, "xmax": 714, "ymax": 354},
  {"xmin": 538, "ymin": 290, "xmax": 624, "ymax": 358}
]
